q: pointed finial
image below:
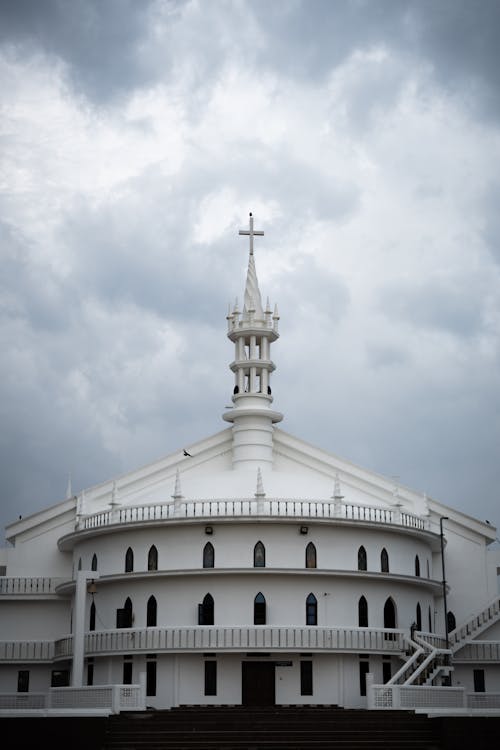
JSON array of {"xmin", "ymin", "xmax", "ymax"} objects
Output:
[
  {"xmin": 172, "ymin": 468, "xmax": 183, "ymax": 500},
  {"xmin": 266, "ymin": 297, "xmax": 271, "ymax": 313},
  {"xmin": 233, "ymin": 297, "xmax": 239, "ymax": 313},
  {"xmin": 333, "ymin": 472, "xmax": 344, "ymax": 500},
  {"xmin": 109, "ymin": 480, "xmax": 120, "ymax": 508},
  {"xmin": 255, "ymin": 467, "xmax": 266, "ymax": 498}
]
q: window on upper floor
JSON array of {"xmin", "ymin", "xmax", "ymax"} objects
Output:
[
  {"xmin": 198, "ymin": 593, "xmax": 214, "ymax": 626},
  {"xmin": 203, "ymin": 542, "xmax": 215, "ymax": 569},
  {"xmin": 89, "ymin": 601, "xmax": 96, "ymax": 631},
  {"xmin": 91, "ymin": 554, "xmax": 98, "ymax": 572},
  {"xmin": 358, "ymin": 546, "xmax": 367, "ymax": 571},
  {"xmin": 415, "ymin": 555, "xmax": 420, "ymax": 577},
  {"xmin": 358, "ymin": 596, "xmax": 368, "ymax": 627},
  {"xmin": 383, "ymin": 597, "xmax": 397, "ymax": 629},
  {"xmin": 77, "ymin": 557, "xmax": 82, "ymax": 571},
  {"xmin": 447, "ymin": 611, "xmax": 456, "ymax": 634},
  {"xmin": 147, "ymin": 595, "xmax": 157, "ymax": 627},
  {"xmin": 305, "ymin": 542, "xmax": 317, "ymax": 569},
  {"xmin": 254, "ymin": 541, "xmax": 266, "ymax": 568},
  {"xmin": 254, "ymin": 592, "xmax": 266, "ymax": 625},
  {"xmin": 306, "ymin": 593, "xmax": 318, "ymax": 626},
  {"xmin": 381, "ymin": 548, "xmax": 389, "ymax": 573},
  {"xmin": 416, "ymin": 602, "xmax": 422, "ymax": 631},
  {"xmin": 125, "ymin": 547, "xmax": 134, "ymax": 573},
  {"xmin": 148, "ymin": 545, "xmax": 158, "ymax": 571},
  {"xmin": 428, "ymin": 606, "xmax": 432, "ymax": 633},
  {"xmin": 117, "ymin": 597, "xmax": 133, "ymax": 628}
]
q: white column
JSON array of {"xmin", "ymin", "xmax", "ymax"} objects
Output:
[{"xmin": 72, "ymin": 571, "xmax": 100, "ymax": 687}]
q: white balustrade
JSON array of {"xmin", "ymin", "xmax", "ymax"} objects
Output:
[
  {"xmin": 79, "ymin": 498, "xmax": 427, "ymax": 533},
  {"xmin": 467, "ymin": 692, "xmax": 500, "ymax": 709},
  {"xmin": 0, "ymin": 685, "xmax": 145, "ymax": 713},
  {"xmin": 454, "ymin": 641, "xmax": 500, "ymax": 661},
  {"xmin": 370, "ymin": 684, "xmax": 465, "ymax": 710},
  {"xmin": 0, "ymin": 640, "xmax": 54, "ymax": 661},
  {"xmin": 0, "ymin": 577, "xmax": 63, "ymax": 595}
]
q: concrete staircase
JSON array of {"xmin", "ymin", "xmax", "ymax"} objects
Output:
[
  {"xmin": 103, "ymin": 705, "xmax": 441, "ymax": 749},
  {"xmin": 449, "ymin": 596, "xmax": 500, "ymax": 652}
]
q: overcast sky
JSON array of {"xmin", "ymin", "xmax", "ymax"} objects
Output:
[{"xmin": 1, "ymin": 0, "xmax": 500, "ymax": 540}]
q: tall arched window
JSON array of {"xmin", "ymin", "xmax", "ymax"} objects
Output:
[
  {"xmin": 306, "ymin": 593, "xmax": 317, "ymax": 625},
  {"xmin": 358, "ymin": 546, "xmax": 367, "ymax": 571},
  {"xmin": 91, "ymin": 554, "xmax": 98, "ymax": 572},
  {"xmin": 78, "ymin": 557, "xmax": 82, "ymax": 571},
  {"xmin": 147, "ymin": 595, "xmax": 157, "ymax": 627},
  {"xmin": 203, "ymin": 542, "xmax": 215, "ymax": 569},
  {"xmin": 89, "ymin": 601, "xmax": 96, "ymax": 631},
  {"xmin": 116, "ymin": 597, "xmax": 133, "ymax": 628},
  {"xmin": 125, "ymin": 547, "xmax": 134, "ymax": 573},
  {"xmin": 428, "ymin": 606, "xmax": 432, "ymax": 633},
  {"xmin": 416, "ymin": 602, "xmax": 422, "ymax": 631},
  {"xmin": 148, "ymin": 545, "xmax": 158, "ymax": 571},
  {"xmin": 381, "ymin": 548, "xmax": 389, "ymax": 573},
  {"xmin": 447, "ymin": 611, "xmax": 456, "ymax": 633},
  {"xmin": 254, "ymin": 541, "xmax": 266, "ymax": 568},
  {"xmin": 358, "ymin": 596, "xmax": 368, "ymax": 627},
  {"xmin": 383, "ymin": 597, "xmax": 396, "ymax": 629},
  {"xmin": 415, "ymin": 555, "xmax": 420, "ymax": 577},
  {"xmin": 305, "ymin": 542, "xmax": 317, "ymax": 569},
  {"xmin": 199, "ymin": 593, "xmax": 214, "ymax": 625},
  {"xmin": 254, "ymin": 592, "xmax": 266, "ymax": 625}
]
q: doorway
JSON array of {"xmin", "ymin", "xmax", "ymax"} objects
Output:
[{"xmin": 242, "ymin": 661, "xmax": 275, "ymax": 706}]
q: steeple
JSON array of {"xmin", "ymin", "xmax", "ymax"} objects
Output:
[{"xmin": 223, "ymin": 213, "xmax": 283, "ymax": 469}]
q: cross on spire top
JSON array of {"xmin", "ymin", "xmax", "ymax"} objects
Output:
[{"xmin": 239, "ymin": 212, "xmax": 264, "ymax": 255}]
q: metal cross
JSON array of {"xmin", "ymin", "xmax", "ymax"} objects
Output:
[{"xmin": 239, "ymin": 212, "xmax": 264, "ymax": 255}]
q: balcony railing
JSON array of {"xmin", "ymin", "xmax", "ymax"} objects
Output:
[
  {"xmin": 0, "ymin": 577, "xmax": 63, "ymax": 596},
  {"xmin": 453, "ymin": 641, "xmax": 500, "ymax": 662},
  {"xmin": 0, "ymin": 685, "xmax": 145, "ymax": 713},
  {"xmin": 50, "ymin": 626, "xmax": 406, "ymax": 659},
  {"xmin": 0, "ymin": 640, "xmax": 55, "ymax": 662},
  {"xmin": 78, "ymin": 498, "xmax": 428, "ymax": 533}
]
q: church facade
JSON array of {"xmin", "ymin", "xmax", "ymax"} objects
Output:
[{"xmin": 1, "ymin": 216, "xmax": 500, "ymax": 712}]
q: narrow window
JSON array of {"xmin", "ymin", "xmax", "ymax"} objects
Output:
[
  {"xmin": 87, "ymin": 659, "xmax": 94, "ymax": 686},
  {"xmin": 383, "ymin": 597, "xmax": 396, "ymax": 629},
  {"xmin": 203, "ymin": 542, "xmax": 215, "ymax": 569},
  {"xmin": 306, "ymin": 593, "xmax": 317, "ymax": 625},
  {"xmin": 147, "ymin": 595, "xmax": 157, "ymax": 627},
  {"xmin": 77, "ymin": 557, "xmax": 82, "ymax": 571},
  {"xmin": 117, "ymin": 597, "xmax": 133, "ymax": 628},
  {"xmin": 358, "ymin": 546, "xmax": 367, "ymax": 571},
  {"xmin": 415, "ymin": 555, "xmax": 420, "ymax": 577},
  {"xmin": 254, "ymin": 592, "xmax": 266, "ymax": 625},
  {"xmin": 148, "ymin": 545, "xmax": 158, "ymax": 571},
  {"xmin": 382, "ymin": 658, "xmax": 391, "ymax": 683},
  {"xmin": 381, "ymin": 548, "xmax": 389, "ymax": 573},
  {"xmin": 416, "ymin": 602, "xmax": 422, "ymax": 631},
  {"xmin": 205, "ymin": 661, "xmax": 217, "ymax": 696},
  {"xmin": 359, "ymin": 660, "xmax": 369, "ymax": 696},
  {"xmin": 300, "ymin": 661, "xmax": 313, "ymax": 696},
  {"xmin": 146, "ymin": 657, "xmax": 157, "ymax": 697},
  {"xmin": 305, "ymin": 542, "xmax": 317, "ymax": 569},
  {"xmin": 254, "ymin": 541, "xmax": 266, "ymax": 567},
  {"xmin": 426, "ymin": 559, "xmax": 430, "ymax": 578},
  {"xmin": 473, "ymin": 669, "xmax": 485, "ymax": 693},
  {"xmin": 123, "ymin": 658, "xmax": 133, "ymax": 685},
  {"xmin": 199, "ymin": 593, "xmax": 214, "ymax": 625},
  {"xmin": 89, "ymin": 601, "xmax": 96, "ymax": 631},
  {"xmin": 447, "ymin": 611, "xmax": 456, "ymax": 633},
  {"xmin": 17, "ymin": 670, "xmax": 29, "ymax": 693},
  {"xmin": 91, "ymin": 553, "xmax": 98, "ymax": 572},
  {"xmin": 358, "ymin": 596, "xmax": 368, "ymax": 627},
  {"xmin": 428, "ymin": 606, "xmax": 432, "ymax": 633},
  {"xmin": 125, "ymin": 547, "xmax": 134, "ymax": 573}
]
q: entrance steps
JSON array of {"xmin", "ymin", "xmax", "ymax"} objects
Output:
[{"xmin": 103, "ymin": 705, "xmax": 440, "ymax": 749}]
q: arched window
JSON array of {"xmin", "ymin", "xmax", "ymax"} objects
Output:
[
  {"xmin": 148, "ymin": 545, "xmax": 158, "ymax": 571},
  {"xmin": 306, "ymin": 593, "xmax": 318, "ymax": 625},
  {"xmin": 254, "ymin": 592, "xmax": 266, "ymax": 625},
  {"xmin": 254, "ymin": 541, "xmax": 266, "ymax": 568},
  {"xmin": 89, "ymin": 601, "xmax": 96, "ymax": 631},
  {"xmin": 415, "ymin": 555, "xmax": 420, "ymax": 577},
  {"xmin": 77, "ymin": 557, "xmax": 82, "ymax": 571},
  {"xmin": 416, "ymin": 602, "xmax": 422, "ymax": 631},
  {"xmin": 91, "ymin": 554, "xmax": 98, "ymax": 572},
  {"xmin": 381, "ymin": 548, "xmax": 389, "ymax": 573},
  {"xmin": 447, "ymin": 611, "xmax": 456, "ymax": 633},
  {"xmin": 125, "ymin": 547, "xmax": 134, "ymax": 573},
  {"xmin": 383, "ymin": 597, "xmax": 397, "ymax": 629},
  {"xmin": 199, "ymin": 593, "xmax": 214, "ymax": 625},
  {"xmin": 147, "ymin": 595, "xmax": 157, "ymax": 627},
  {"xmin": 358, "ymin": 546, "xmax": 367, "ymax": 571},
  {"xmin": 358, "ymin": 596, "xmax": 368, "ymax": 627},
  {"xmin": 428, "ymin": 606, "xmax": 432, "ymax": 633},
  {"xmin": 305, "ymin": 542, "xmax": 317, "ymax": 569},
  {"xmin": 203, "ymin": 542, "xmax": 215, "ymax": 569},
  {"xmin": 117, "ymin": 597, "xmax": 133, "ymax": 628}
]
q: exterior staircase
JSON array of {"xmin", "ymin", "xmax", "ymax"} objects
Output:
[
  {"xmin": 448, "ymin": 596, "xmax": 500, "ymax": 653},
  {"xmin": 388, "ymin": 634, "xmax": 452, "ymax": 687}
]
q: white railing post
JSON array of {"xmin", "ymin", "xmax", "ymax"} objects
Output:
[
  {"xmin": 392, "ymin": 684, "xmax": 401, "ymax": 709},
  {"xmin": 112, "ymin": 684, "xmax": 120, "ymax": 714},
  {"xmin": 139, "ymin": 671, "xmax": 147, "ymax": 708},
  {"xmin": 366, "ymin": 673, "xmax": 374, "ymax": 709}
]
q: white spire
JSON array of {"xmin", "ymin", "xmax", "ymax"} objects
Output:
[
  {"xmin": 255, "ymin": 467, "xmax": 266, "ymax": 498},
  {"xmin": 243, "ymin": 251, "xmax": 264, "ymax": 319},
  {"xmin": 172, "ymin": 468, "xmax": 183, "ymax": 500}
]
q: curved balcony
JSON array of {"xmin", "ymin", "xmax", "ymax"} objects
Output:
[
  {"xmin": 52, "ymin": 625, "xmax": 407, "ymax": 660},
  {"xmin": 0, "ymin": 577, "xmax": 64, "ymax": 597}
]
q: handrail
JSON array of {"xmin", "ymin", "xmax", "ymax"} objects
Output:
[
  {"xmin": 448, "ymin": 596, "xmax": 500, "ymax": 650},
  {"xmin": 0, "ymin": 577, "xmax": 63, "ymax": 595}
]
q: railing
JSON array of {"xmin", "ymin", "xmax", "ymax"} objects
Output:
[
  {"xmin": 0, "ymin": 577, "xmax": 63, "ymax": 595},
  {"xmin": 453, "ymin": 641, "xmax": 500, "ymax": 661},
  {"xmin": 467, "ymin": 692, "xmax": 500, "ymax": 709},
  {"xmin": 449, "ymin": 597, "xmax": 500, "ymax": 651},
  {"xmin": 79, "ymin": 498, "xmax": 428, "ymax": 532},
  {"xmin": 369, "ymin": 683, "xmax": 465, "ymax": 710},
  {"xmin": 42, "ymin": 626, "xmax": 407, "ymax": 659},
  {"xmin": 0, "ymin": 685, "xmax": 145, "ymax": 713},
  {"xmin": 0, "ymin": 640, "xmax": 54, "ymax": 661}
]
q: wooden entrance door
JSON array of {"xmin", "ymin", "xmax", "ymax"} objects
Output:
[{"xmin": 242, "ymin": 661, "xmax": 275, "ymax": 706}]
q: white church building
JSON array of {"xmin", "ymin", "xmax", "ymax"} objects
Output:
[{"xmin": 1, "ymin": 215, "xmax": 500, "ymax": 714}]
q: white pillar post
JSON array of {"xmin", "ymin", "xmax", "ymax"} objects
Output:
[
  {"xmin": 72, "ymin": 571, "xmax": 100, "ymax": 687},
  {"xmin": 139, "ymin": 671, "xmax": 147, "ymax": 709},
  {"xmin": 366, "ymin": 673, "xmax": 374, "ymax": 709}
]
